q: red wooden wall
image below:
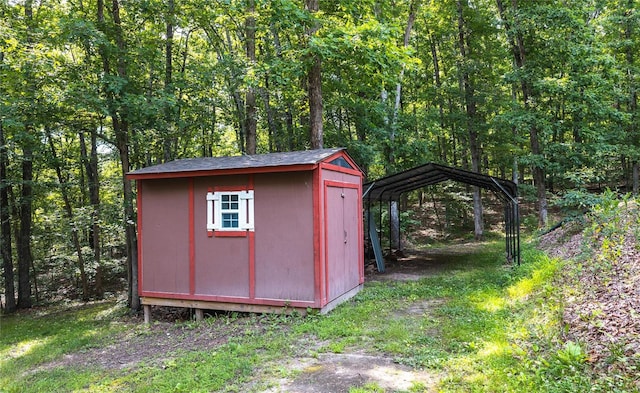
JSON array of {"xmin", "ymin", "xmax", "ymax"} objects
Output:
[{"xmin": 136, "ymin": 151, "xmax": 363, "ymax": 312}]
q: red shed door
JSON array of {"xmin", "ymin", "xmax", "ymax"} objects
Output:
[{"xmin": 326, "ymin": 184, "xmax": 360, "ymax": 301}]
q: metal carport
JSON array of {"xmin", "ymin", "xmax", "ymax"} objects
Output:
[{"xmin": 363, "ymin": 163, "xmax": 520, "ymax": 269}]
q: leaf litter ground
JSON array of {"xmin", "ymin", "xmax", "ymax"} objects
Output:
[{"xmin": 538, "ymin": 206, "xmax": 640, "ymax": 382}]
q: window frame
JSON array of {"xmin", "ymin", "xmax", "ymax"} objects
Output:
[
  {"xmin": 220, "ymin": 194, "xmax": 240, "ymax": 228},
  {"xmin": 206, "ymin": 189, "xmax": 254, "ymax": 237}
]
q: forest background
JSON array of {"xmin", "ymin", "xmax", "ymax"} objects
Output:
[{"xmin": 0, "ymin": 0, "xmax": 638, "ymax": 313}]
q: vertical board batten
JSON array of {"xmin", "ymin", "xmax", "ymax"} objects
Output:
[
  {"xmin": 312, "ymin": 167, "xmax": 324, "ymax": 307},
  {"xmin": 249, "ymin": 231, "xmax": 255, "ymax": 299},
  {"xmin": 189, "ymin": 179, "xmax": 195, "ymax": 295},
  {"xmin": 137, "ymin": 180, "xmax": 144, "ymax": 296}
]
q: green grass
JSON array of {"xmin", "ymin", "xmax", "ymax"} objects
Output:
[
  {"xmin": 0, "ymin": 301, "xmax": 130, "ymax": 392},
  {"xmin": 2, "ymin": 240, "xmax": 631, "ymax": 392},
  {"xmin": 1, "ymin": 304, "xmax": 292, "ymax": 393}
]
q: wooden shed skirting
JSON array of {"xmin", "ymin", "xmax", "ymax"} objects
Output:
[{"xmin": 141, "ymin": 284, "xmax": 362, "ymax": 323}]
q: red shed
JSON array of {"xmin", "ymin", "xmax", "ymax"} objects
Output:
[{"xmin": 127, "ymin": 148, "xmax": 364, "ymax": 321}]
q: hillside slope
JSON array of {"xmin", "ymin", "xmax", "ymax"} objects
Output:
[{"xmin": 538, "ymin": 199, "xmax": 640, "ymax": 387}]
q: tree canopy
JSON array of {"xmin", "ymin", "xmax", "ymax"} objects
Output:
[{"xmin": 1, "ymin": 0, "xmax": 638, "ymax": 311}]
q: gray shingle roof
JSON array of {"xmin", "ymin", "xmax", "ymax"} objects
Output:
[{"xmin": 128, "ymin": 148, "xmax": 345, "ymax": 176}]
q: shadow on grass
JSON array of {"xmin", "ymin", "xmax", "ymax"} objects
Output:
[{"xmin": 0, "ymin": 301, "xmax": 128, "ymax": 391}]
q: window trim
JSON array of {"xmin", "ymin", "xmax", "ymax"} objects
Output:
[{"xmin": 206, "ymin": 189, "xmax": 254, "ymax": 237}]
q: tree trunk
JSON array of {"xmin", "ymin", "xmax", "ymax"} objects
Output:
[
  {"xmin": 625, "ymin": 0, "xmax": 638, "ymax": 195},
  {"xmin": 260, "ymin": 81, "xmax": 280, "ymax": 152},
  {"xmin": 306, "ymin": 0, "xmax": 323, "ymax": 149},
  {"xmin": 232, "ymin": 90, "xmax": 247, "ymax": 153},
  {"xmin": 429, "ymin": 34, "xmax": 447, "ymax": 162},
  {"xmin": 120, "ymin": 134, "xmax": 139, "ymax": 311},
  {"xmin": 77, "ymin": 13, "xmax": 105, "ymax": 298},
  {"xmin": 97, "ymin": 0, "xmax": 139, "ymax": 310},
  {"xmin": 0, "ymin": 117, "xmax": 16, "ymax": 313},
  {"xmin": 390, "ymin": 201, "xmax": 400, "ymax": 251},
  {"xmin": 388, "ymin": 1, "xmax": 418, "ymax": 250},
  {"xmin": 393, "ymin": 0, "xmax": 417, "ymax": 128},
  {"xmin": 380, "ymin": 88, "xmax": 400, "ymax": 248},
  {"xmin": 218, "ymin": 29, "xmax": 247, "ymax": 153},
  {"xmin": 17, "ymin": 144, "xmax": 33, "ymax": 309},
  {"xmin": 17, "ymin": 0, "xmax": 35, "ymax": 310},
  {"xmin": 456, "ymin": 0, "xmax": 483, "ymax": 240},
  {"xmin": 633, "ymin": 162, "xmax": 639, "ymax": 196},
  {"xmin": 245, "ymin": 0, "xmax": 257, "ymax": 155},
  {"xmin": 79, "ymin": 130, "xmax": 103, "ymax": 297},
  {"xmin": 496, "ymin": 0, "xmax": 547, "ymax": 227},
  {"xmin": 286, "ymin": 104, "xmax": 295, "ymax": 151},
  {"xmin": 113, "ymin": 0, "xmax": 139, "ymax": 310},
  {"xmin": 530, "ymin": 127, "xmax": 547, "ymax": 227},
  {"xmin": 511, "ymin": 87, "xmax": 520, "ymax": 185},
  {"xmin": 268, "ymin": 25, "xmax": 286, "ymax": 152},
  {"xmin": 176, "ymin": 28, "xmax": 191, "ymax": 156},
  {"xmin": 46, "ymin": 130, "xmax": 89, "ymax": 300}
]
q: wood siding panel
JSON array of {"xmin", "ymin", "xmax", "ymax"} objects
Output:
[
  {"xmin": 193, "ymin": 176, "xmax": 250, "ymax": 297},
  {"xmin": 194, "ymin": 236, "xmax": 250, "ymax": 297},
  {"xmin": 254, "ymin": 172, "xmax": 315, "ymax": 301},
  {"xmin": 140, "ymin": 179, "xmax": 190, "ymax": 294}
]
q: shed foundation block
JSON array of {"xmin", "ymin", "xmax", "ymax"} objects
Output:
[{"xmin": 143, "ymin": 305, "xmax": 151, "ymax": 324}]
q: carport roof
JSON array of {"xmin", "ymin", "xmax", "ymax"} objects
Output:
[
  {"xmin": 363, "ymin": 163, "xmax": 518, "ymax": 202},
  {"xmin": 364, "ymin": 162, "xmax": 520, "ymax": 265}
]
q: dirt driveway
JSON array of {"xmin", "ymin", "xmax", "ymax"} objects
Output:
[
  {"xmin": 257, "ymin": 352, "xmax": 439, "ymax": 392},
  {"xmin": 247, "ymin": 245, "xmax": 483, "ymax": 392}
]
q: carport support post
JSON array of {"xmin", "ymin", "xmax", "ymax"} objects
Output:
[
  {"xmin": 379, "ymin": 200, "xmax": 383, "ymax": 251},
  {"xmin": 398, "ymin": 202, "xmax": 402, "ymax": 252},
  {"xmin": 365, "ymin": 200, "xmax": 370, "ymax": 245},
  {"xmin": 395, "ymin": 201, "xmax": 402, "ymax": 251},
  {"xmin": 504, "ymin": 202, "xmax": 509, "ymax": 259},
  {"xmin": 515, "ymin": 202, "xmax": 521, "ymax": 265},
  {"xmin": 388, "ymin": 200, "xmax": 392, "ymax": 254},
  {"xmin": 389, "ymin": 200, "xmax": 400, "ymax": 251}
]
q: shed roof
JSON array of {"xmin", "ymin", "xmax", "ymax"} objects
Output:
[
  {"xmin": 364, "ymin": 162, "xmax": 517, "ymax": 202},
  {"xmin": 128, "ymin": 148, "xmax": 352, "ymax": 179}
]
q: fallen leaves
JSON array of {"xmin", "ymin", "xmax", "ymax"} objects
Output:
[{"xmin": 539, "ymin": 208, "xmax": 640, "ymax": 376}]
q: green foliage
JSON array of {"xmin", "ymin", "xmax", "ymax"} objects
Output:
[
  {"xmin": 1, "ymin": 0, "xmax": 640, "ymax": 322},
  {"xmin": 581, "ymin": 190, "xmax": 640, "ymax": 278},
  {"xmin": 555, "ymin": 189, "xmax": 603, "ymax": 217}
]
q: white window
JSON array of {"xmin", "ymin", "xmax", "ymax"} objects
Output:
[{"xmin": 207, "ymin": 190, "xmax": 254, "ymax": 232}]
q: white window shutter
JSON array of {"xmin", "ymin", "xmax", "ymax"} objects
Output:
[
  {"xmin": 239, "ymin": 190, "xmax": 255, "ymax": 230},
  {"xmin": 206, "ymin": 191, "xmax": 222, "ymax": 231}
]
